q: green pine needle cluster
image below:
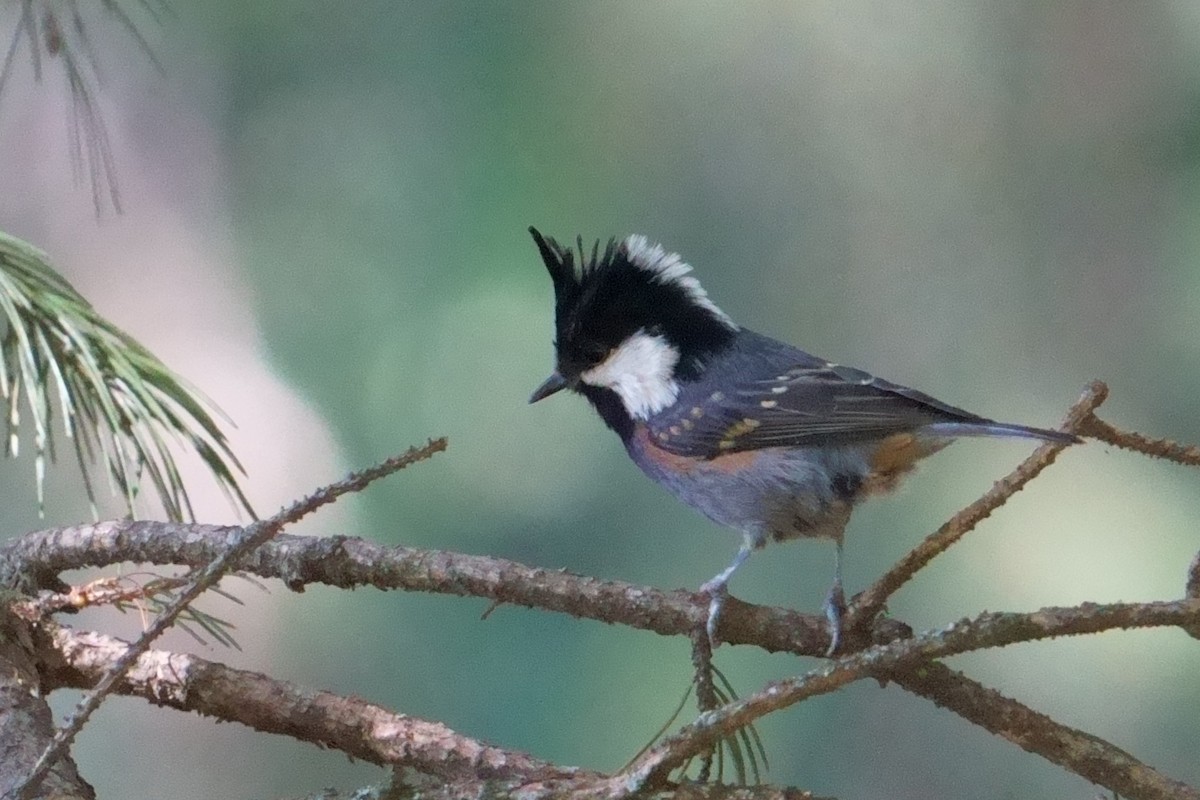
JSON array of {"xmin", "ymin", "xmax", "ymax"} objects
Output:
[
  {"xmin": 676, "ymin": 666, "xmax": 769, "ymax": 786},
  {"xmin": 0, "ymin": 231, "xmax": 253, "ymax": 521},
  {"xmin": 628, "ymin": 666, "xmax": 769, "ymax": 787}
]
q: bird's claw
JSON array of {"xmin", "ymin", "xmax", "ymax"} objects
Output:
[
  {"xmin": 699, "ymin": 579, "xmax": 729, "ymax": 650},
  {"xmin": 824, "ymin": 581, "xmax": 846, "ymax": 656}
]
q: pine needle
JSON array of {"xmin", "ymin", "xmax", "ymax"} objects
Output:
[{"xmin": 0, "ymin": 232, "xmax": 253, "ymax": 521}]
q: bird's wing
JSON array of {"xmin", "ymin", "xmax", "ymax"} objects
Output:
[{"xmin": 649, "ymin": 355, "xmax": 987, "ymax": 458}]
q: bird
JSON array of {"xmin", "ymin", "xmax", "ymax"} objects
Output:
[{"xmin": 526, "ymin": 227, "xmax": 1080, "ymax": 653}]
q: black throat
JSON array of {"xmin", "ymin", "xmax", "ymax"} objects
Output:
[{"xmin": 579, "ymin": 384, "xmax": 636, "ymax": 442}]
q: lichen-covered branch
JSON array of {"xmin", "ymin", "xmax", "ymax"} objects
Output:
[
  {"xmin": 3, "ymin": 381, "xmax": 1199, "ymax": 800},
  {"xmin": 0, "ymin": 601, "xmax": 93, "ymax": 800},
  {"xmin": 37, "ymin": 624, "xmax": 575, "ymax": 785},
  {"xmin": 0, "ymin": 519, "xmax": 833, "ymax": 654},
  {"xmin": 35, "ymin": 624, "xmax": 828, "ymax": 800},
  {"xmin": 9, "ymin": 438, "xmax": 447, "ymax": 800},
  {"xmin": 890, "ymin": 662, "xmax": 1197, "ymax": 800},
  {"xmin": 617, "ymin": 599, "xmax": 1200, "ymax": 797},
  {"xmin": 5, "ymin": 518, "xmax": 1200, "ymax": 800}
]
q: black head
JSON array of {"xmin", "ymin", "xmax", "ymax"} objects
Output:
[{"xmin": 528, "ymin": 227, "xmax": 738, "ymax": 421}]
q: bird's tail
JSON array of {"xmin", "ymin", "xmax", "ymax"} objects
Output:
[{"xmin": 925, "ymin": 421, "xmax": 1081, "ymax": 445}]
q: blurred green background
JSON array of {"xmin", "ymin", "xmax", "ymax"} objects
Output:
[{"xmin": 2, "ymin": 2, "xmax": 1199, "ymax": 798}]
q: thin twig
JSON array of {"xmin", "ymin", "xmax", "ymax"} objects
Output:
[
  {"xmin": 8, "ymin": 437, "xmax": 447, "ymax": 800},
  {"xmin": 15, "ymin": 574, "xmax": 183, "ymax": 616},
  {"xmin": 690, "ymin": 630, "xmax": 719, "ymax": 782},
  {"xmin": 844, "ymin": 381, "xmax": 1107, "ymax": 639},
  {"xmin": 617, "ymin": 598, "xmax": 1200, "ymax": 797},
  {"xmin": 890, "ymin": 661, "xmax": 1196, "ymax": 800},
  {"xmin": 1078, "ymin": 415, "xmax": 1200, "ymax": 466},
  {"xmin": 1186, "ymin": 552, "xmax": 1200, "ymax": 641}
]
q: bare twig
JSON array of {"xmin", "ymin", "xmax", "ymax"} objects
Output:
[
  {"xmin": 690, "ymin": 631, "xmax": 719, "ymax": 782},
  {"xmin": 1186, "ymin": 552, "xmax": 1200, "ymax": 641},
  {"xmin": 844, "ymin": 381, "xmax": 1107, "ymax": 639},
  {"xmin": 13, "ymin": 572, "xmax": 239, "ymax": 648},
  {"xmin": 15, "ymin": 574, "xmax": 185, "ymax": 617},
  {"xmin": 8, "ymin": 438, "xmax": 447, "ymax": 800},
  {"xmin": 890, "ymin": 662, "xmax": 1196, "ymax": 800},
  {"xmin": 1078, "ymin": 415, "xmax": 1200, "ymax": 467},
  {"xmin": 617, "ymin": 599, "xmax": 1200, "ymax": 796}
]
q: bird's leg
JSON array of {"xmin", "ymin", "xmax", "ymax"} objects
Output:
[
  {"xmin": 823, "ymin": 537, "xmax": 846, "ymax": 656},
  {"xmin": 699, "ymin": 538, "xmax": 754, "ymax": 648}
]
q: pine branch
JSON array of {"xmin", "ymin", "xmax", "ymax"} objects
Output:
[
  {"xmin": 8, "ymin": 438, "xmax": 446, "ymax": 800},
  {"xmin": 39, "ymin": 624, "xmax": 568, "ymax": 784},
  {"xmin": 3, "ymin": 384, "xmax": 1198, "ymax": 800},
  {"xmin": 617, "ymin": 600, "xmax": 1200, "ymax": 798},
  {"xmin": 0, "ymin": 232, "xmax": 253, "ymax": 521}
]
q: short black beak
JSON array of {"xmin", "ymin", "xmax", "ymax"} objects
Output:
[{"xmin": 529, "ymin": 372, "xmax": 568, "ymax": 403}]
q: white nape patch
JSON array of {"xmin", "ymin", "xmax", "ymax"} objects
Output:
[
  {"xmin": 580, "ymin": 330, "xmax": 680, "ymax": 419},
  {"xmin": 622, "ymin": 235, "xmax": 738, "ymax": 330}
]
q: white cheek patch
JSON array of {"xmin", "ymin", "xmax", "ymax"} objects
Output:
[{"xmin": 580, "ymin": 330, "xmax": 680, "ymax": 419}]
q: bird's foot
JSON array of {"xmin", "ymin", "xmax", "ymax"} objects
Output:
[
  {"xmin": 823, "ymin": 581, "xmax": 847, "ymax": 656},
  {"xmin": 699, "ymin": 578, "xmax": 730, "ymax": 650}
]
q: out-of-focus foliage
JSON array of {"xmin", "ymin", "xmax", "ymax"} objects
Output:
[{"xmin": 0, "ymin": 0, "xmax": 169, "ymax": 213}]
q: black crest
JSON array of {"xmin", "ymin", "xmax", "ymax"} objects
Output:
[{"xmin": 528, "ymin": 227, "xmax": 737, "ymax": 380}]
